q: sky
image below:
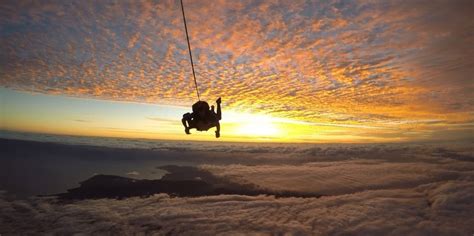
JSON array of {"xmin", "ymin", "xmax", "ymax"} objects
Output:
[{"xmin": 1, "ymin": 0, "xmax": 473, "ymax": 142}]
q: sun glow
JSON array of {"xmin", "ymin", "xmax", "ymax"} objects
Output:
[
  {"xmin": 235, "ymin": 121, "xmax": 280, "ymax": 137},
  {"xmin": 225, "ymin": 112, "xmax": 282, "ymax": 138}
]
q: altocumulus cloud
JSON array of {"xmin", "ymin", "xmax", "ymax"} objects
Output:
[{"xmin": 0, "ymin": 0, "xmax": 473, "ymax": 133}]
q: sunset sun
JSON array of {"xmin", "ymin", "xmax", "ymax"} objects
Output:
[{"xmin": 235, "ymin": 120, "xmax": 281, "ymax": 137}]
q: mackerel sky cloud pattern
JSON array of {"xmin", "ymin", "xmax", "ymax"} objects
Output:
[{"xmin": 1, "ymin": 0, "xmax": 473, "ymax": 140}]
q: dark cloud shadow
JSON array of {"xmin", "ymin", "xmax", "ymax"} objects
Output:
[{"xmin": 54, "ymin": 165, "xmax": 323, "ymax": 201}]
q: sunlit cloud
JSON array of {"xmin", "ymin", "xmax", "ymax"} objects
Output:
[{"xmin": 0, "ymin": 0, "xmax": 472, "ymax": 141}]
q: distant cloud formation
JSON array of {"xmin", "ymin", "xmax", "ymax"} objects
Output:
[
  {"xmin": 126, "ymin": 171, "xmax": 139, "ymax": 176},
  {"xmin": 1, "ymin": 140, "xmax": 474, "ymax": 234},
  {"xmin": 0, "ymin": 0, "xmax": 473, "ymax": 140},
  {"xmin": 1, "ymin": 180, "xmax": 473, "ymax": 234}
]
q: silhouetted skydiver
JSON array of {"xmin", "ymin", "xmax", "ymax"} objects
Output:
[{"xmin": 182, "ymin": 97, "xmax": 222, "ymax": 138}]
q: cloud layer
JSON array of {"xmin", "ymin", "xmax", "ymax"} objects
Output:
[
  {"xmin": 1, "ymin": 138, "xmax": 474, "ymax": 234},
  {"xmin": 1, "ymin": 0, "xmax": 473, "ymax": 140},
  {"xmin": 1, "ymin": 181, "xmax": 473, "ymax": 235}
]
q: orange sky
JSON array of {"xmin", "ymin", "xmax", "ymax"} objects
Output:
[{"xmin": 1, "ymin": 0, "xmax": 473, "ymax": 142}]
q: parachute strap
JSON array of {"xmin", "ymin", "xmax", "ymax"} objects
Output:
[{"xmin": 180, "ymin": 0, "xmax": 200, "ymax": 101}]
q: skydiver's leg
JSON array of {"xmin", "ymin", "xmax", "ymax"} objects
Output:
[
  {"xmin": 181, "ymin": 118, "xmax": 191, "ymax": 134},
  {"xmin": 216, "ymin": 97, "xmax": 222, "ymax": 120},
  {"xmin": 182, "ymin": 113, "xmax": 192, "ymax": 134},
  {"xmin": 215, "ymin": 122, "xmax": 220, "ymax": 138}
]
